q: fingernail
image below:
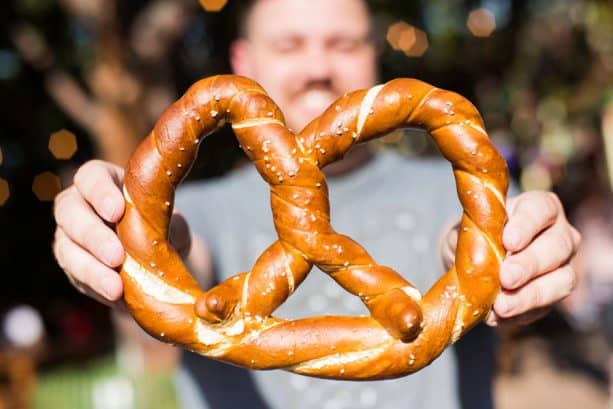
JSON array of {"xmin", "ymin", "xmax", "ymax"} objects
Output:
[
  {"xmin": 102, "ymin": 239, "xmax": 124, "ymax": 266},
  {"xmin": 501, "ymin": 262, "xmax": 523, "ymax": 289},
  {"xmin": 102, "ymin": 197, "xmax": 117, "ymax": 221},
  {"xmin": 101, "ymin": 275, "xmax": 121, "ymax": 300},
  {"xmin": 484, "ymin": 310, "xmax": 498, "ymax": 327},
  {"xmin": 503, "ymin": 228, "xmax": 521, "ymax": 250},
  {"xmin": 496, "ymin": 295, "xmax": 516, "ymax": 317}
]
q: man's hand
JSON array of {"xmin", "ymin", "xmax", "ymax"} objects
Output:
[
  {"xmin": 488, "ymin": 191, "xmax": 581, "ymax": 326},
  {"xmin": 441, "ymin": 191, "xmax": 581, "ymax": 327},
  {"xmin": 53, "ymin": 160, "xmax": 192, "ymax": 309}
]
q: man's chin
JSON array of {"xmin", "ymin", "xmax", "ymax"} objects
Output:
[{"xmin": 286, "ymin": 113, "xmax": 321, "ymax": 132}]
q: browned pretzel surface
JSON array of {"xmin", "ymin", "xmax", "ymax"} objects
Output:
[{"xmin": 118, "ymin": 74, "xmax": 509, "ymax": 380}]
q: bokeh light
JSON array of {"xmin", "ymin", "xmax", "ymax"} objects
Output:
[
  {"xmin": 405, "ymin": 27, "xmax": 429, "ymax": 57},
  {"xmin": 3, "ymin": 305, "xmax": 44, "ymax": 348},
  {"xmin": 387, "ymin": 21, "xmax": 411, "ymax": 51},
  {"xmin": 0, "ymin": 178, "xmax": 9, "ymax": 206},
  {"xmin": 32, "ymin": 172, "xmax": 61, "ymax": 202},
  {"xmin": 386, "ymin": 21, "xmax": 429, "ymax": 57},
  {"xmin": 601, "ymin": 99, "xmax": 613, "ymax": 190},
  {"xmin": 199, "ymin": 0, "xmax": 228, "ymax": 12},
  {"xmin": 0, "ymin": 145, "xmax": 3, "ymax": 165},
  {"xmin": 0, "ymin": 49, "xmax": 21, "ymax": 81},
  {"xmin": 467, "ymin": 8, "xmax": 497, "ymax": 37},
  {"xmin": 48, "ymin": 129, "xmax": 78, "ymax": 160},
  {"xmin": 520, "ymin": 162, "xmax": 553, "ymax": 191}
]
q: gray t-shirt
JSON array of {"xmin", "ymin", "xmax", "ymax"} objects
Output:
[{"xmin": 174, "ymin": 151, "xmax": 495, "ymax": 409}]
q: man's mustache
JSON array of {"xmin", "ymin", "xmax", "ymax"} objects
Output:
[{"xmin": 290, "ymin": 79, "xmax": 340, "ymax": 98}]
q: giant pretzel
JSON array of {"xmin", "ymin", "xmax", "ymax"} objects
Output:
[{"xmin": 118, "ymin": 75, "xmax": 509, "ymax": 380}]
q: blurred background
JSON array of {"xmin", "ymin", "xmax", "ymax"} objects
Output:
[{"xmin": 0, "ymin": 0, "xmax": 612, "ymax": 407}]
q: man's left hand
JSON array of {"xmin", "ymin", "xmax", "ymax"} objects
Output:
[
  {"xmin": 441, "ymin": 191, "xmax": 581, "ymax": 327},
  {"xmin": 488, "ymin": 191, "xmax": 581, "ymax": 326}
]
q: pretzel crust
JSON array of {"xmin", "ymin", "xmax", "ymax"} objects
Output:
[{"xmin": 118, "ymin": 75, "xmax": 508, "ymax": 380}]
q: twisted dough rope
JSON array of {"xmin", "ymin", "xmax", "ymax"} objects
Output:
[{"xmin": 118, "ymin": 75, "xmax": 509, "ymax": 380}]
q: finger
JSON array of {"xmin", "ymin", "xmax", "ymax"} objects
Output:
[
  {"xmin": 500, "ymin": 222, "xmax": 578, "ymax": 290},
  {"xmin": 445, "ymin": 227, "xmax": 458, "ymax": 255},
  {"xmin": 439, "ymin": 227, "xmax": 457, "ymax": 271},
  {"xmin": 73, "ymin": 160, "xmax": 125, "ymax": 223},
  {"xmin": 484, "ymin": 307, "xmax": 551, "ymax": 328},
  {"xmin": 67, "ymin": 274, "xmax": 128, "ymax": 312},
  {"xmin": 438, "ymin": 219, "xmax": 460, "ymax": 271},
  {"xmin": 493, "ymin": 264, "xmax": 577, "ymax": 319},
  {"xmin": 54, "ymin": 228, "xmax": 124, "ymax": 303},
  {"xmin": 503, "ymin": 191, "xmax": 560, "ymax": 252},
  {"xmin": 55, "ymin": 187, "xmax": 124, "ymax": 267},
  {"xmin": 169, "ymin": 211, "xmax": 192, "ymax": 259}
]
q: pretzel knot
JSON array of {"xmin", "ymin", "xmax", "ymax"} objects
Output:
[{"xmin": 118, "ymin": 75, "xmax": 509, "ymax": 380}]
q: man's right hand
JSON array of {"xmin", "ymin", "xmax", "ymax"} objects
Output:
[{"xmin": 53, "ymin": 160, "xmax": 192, "ymax": 309}]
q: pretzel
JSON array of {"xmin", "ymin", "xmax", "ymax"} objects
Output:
[{"xmin": 118, "ymin": 74, "xmax": 509, "ymax": 380}]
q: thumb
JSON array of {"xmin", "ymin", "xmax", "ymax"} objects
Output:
[
  {"xmin": 169, "ymin": 211, "xmax": 192, "ymax": 259},
  {"xmin": 439, "ymin": 223, "xmax": 459, "ymax": 271}
]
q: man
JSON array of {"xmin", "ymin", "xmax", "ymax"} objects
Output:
[{"xmin": 53, "ymin": 0, "xmax": 581, "ymax": 408}]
